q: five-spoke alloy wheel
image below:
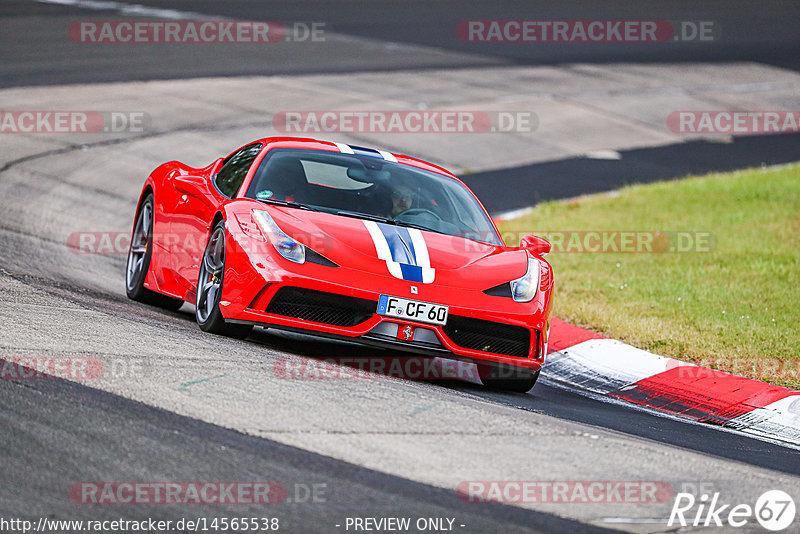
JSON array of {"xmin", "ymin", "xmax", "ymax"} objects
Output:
[
  {"xmin": 195, "ymin": 221, "xmax": 252, "ymax": 338},
  {"xmin": 125, "ymin": 194, "xmax": 183, "ymax": 310}
]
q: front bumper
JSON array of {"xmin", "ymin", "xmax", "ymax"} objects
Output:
[
  {"xmin": 221, "ymin": 270, "xmax": 549, "ymax": 373},
  {"xmin": 218, "ymin": 217, "xmax": 552, "ymax": 373}
]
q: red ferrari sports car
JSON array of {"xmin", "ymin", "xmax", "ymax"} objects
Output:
[{"xmin": 125, "ymin": 137, "xmax": 553, "ymax": 392}]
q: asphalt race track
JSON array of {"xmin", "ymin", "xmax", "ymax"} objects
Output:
[
  {"xmin": 466, "ymin": 132, "xmax": 800, "ymax": 214},
  {"xmin": 1, "ymin": 1, "xmax": 799, "ymax": 533},
  {"xmin": 3, "ymin": 0, "xmax": 799, "ymax": 86}
]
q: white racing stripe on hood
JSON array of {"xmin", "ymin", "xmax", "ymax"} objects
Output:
[
  {"xmin": 363, "ymin": 220, "xmax": 405, "ymax": 280},
  {"xmin": 363, "ymin": 220, "xmax": 436, "ymax": 283},
  {"xmin": 408, "ymin": 228, "xmax": 435, "ymax": 283}
]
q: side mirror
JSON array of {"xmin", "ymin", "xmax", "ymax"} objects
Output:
[{"xmin": 520, "ymin": 234, "xmax": 551, "ymax": 256}]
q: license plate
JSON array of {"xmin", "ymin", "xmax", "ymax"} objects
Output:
[{"xmin": 377, "ymin": 295, "xmax": 449, "ymax": 326}]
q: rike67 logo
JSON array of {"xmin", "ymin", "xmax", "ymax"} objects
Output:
[{"xmin": 669, "ymin": 490, "xmax": 796, "ymax": 531}]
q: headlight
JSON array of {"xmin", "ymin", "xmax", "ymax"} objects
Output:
[
  {"xmin": 510, "ymin": 258, "xmax": 540, "ymax": 302},
  {"xmin": 252, "ymin": 209, "xmax": 305, "ymax": 264}
]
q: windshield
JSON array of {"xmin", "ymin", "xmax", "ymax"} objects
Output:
[{"xmin": 244, "ymin": 148, "xmax": 502, "ymax": 245}]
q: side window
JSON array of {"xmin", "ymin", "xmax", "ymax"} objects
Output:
[{"xmin": 214, "ymin": 143, "xmax": 262, "ymax": 198}]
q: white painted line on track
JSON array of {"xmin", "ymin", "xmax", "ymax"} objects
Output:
[
  {"xmin": 585, "ymin": 149, "xmax": 622, "ymax": 160},
  {"xmin": 34, "ymin": 0, "xmax": 211, "ymax": 20}
]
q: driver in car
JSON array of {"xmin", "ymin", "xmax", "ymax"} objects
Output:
[{"xmin": 389, "ymin": 185, "xmax": 415, "ymax": 217}]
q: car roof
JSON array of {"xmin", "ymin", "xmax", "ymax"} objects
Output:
[{"xmin": 253, "ymin": 136, "xmax": 460, "ymax": 180}]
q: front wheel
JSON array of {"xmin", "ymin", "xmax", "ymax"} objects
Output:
[
  {"xmin": 125, "ymin": 194, "xmax": 184, "ymax": 311},
  {"xmin": 195, "ymin": 221, "xmax": 252, "ymax": 339},
  {"xmin": 479, "ymin": 366, "xmax": 540, "ymax": 393}
]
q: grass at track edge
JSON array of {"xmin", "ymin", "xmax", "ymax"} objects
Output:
[{"xmin": 497, "ymin": 164, "xmax": 800, "ymax": 389}]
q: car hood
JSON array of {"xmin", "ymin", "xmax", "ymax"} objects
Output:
[{"xmin": 268, "ymin": 206, "xmax": 529, "ymax": 289}]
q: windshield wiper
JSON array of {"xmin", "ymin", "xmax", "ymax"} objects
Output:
[
  {"xmin": 393, "ymin": 220, "xmax": 447, "ymax": 236},
  {"xmin": 257, "ymin": 198, "xmax": 314, "ymax": 211},
  {"xmin": 335, "ymin": 210, "xmax": 449, "ymax": 237},
  {"xmin": 335, "ymin": 210, "xmax": 397, "ymax": 224}
]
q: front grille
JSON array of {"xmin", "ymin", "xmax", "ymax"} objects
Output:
[
  {"xmin": 266, "ymin": 287, "xmax": 375, "ymax": 327},
  {"xmin": 443, "ymin": 316, "xmax": 532, "ymax": 358}
]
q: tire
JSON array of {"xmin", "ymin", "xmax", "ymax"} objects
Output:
[
  {"xmin": 125, "ymin": 194, "xmax": 184, "ymax": 311},
  {"xmin": 195, "ymin": 221, "xmax": 253, "ymax": 339},
  {"xmin": 479, "ymin": 366, "xmax": 540, "ymax": 393}
]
